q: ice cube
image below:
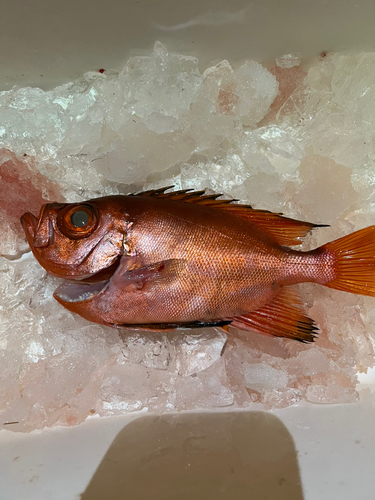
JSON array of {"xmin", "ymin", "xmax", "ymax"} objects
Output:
[
  {"xmin": 296, "ymin": 154, "xmax": 359, "ymax": 223},
  {"xmin": 243, "ymin": 363, "xmax": 290, "ymax": 392},
  {"xmin": 276, "ymin": 53, "xmax": 301, "ymax": 69},
  {"xmin": 173, "ymin": 330, "xmax": 227, "ymax": 377}
]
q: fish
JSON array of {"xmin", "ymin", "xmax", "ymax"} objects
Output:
[{"xmin": 20, "ymin": 187, "xmax": 375, "ymax": 342}]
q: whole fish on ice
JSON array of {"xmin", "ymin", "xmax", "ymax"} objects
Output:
[{"xmin": 21, "ymin": 188, "xmax": 375, "ymax": 342}]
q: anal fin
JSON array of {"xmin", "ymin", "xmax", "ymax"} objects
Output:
[{"xmin": 228, "ymin": 287, "xmax": 319, "ymax": 343}]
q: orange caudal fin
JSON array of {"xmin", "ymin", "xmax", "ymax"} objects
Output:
[{"xmin": 322, "ymin": 225, "xmax": 375, "ymax": 296}]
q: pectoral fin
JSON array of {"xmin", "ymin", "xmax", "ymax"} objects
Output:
[{"xmin": 111, "ymin": 256, "xmax": 186, "ymax": 290}]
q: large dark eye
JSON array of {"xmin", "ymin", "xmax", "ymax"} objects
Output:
[
  {"xmin": 70, "ymin": 210, "xmax": 90, "ymax": 228},
  {"xmin": 57, "ymin": 204, "xmax": 98, "ymax": 240}
]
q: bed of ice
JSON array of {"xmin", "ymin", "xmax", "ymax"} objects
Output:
[{"xmin": 1, "ymin": 42, "xmax": 375, "ymax": 432}]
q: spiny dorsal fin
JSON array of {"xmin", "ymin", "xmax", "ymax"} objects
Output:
[
  {"xmin": 228, "ymin": 286, "xmax": 319, "ymax": 343},
  {"xmin": 134, "ymin": 187, "xmax": 327, "ymax": 246}
]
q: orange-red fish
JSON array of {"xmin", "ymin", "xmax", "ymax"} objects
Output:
[{"xmin": 21, "ymin": 188, "xmax": 375, "ymax": 342}]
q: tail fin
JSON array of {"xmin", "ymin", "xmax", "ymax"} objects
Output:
[{"xmin": 322, "ymin": 225, "xmax": 375, "ymax": 296}]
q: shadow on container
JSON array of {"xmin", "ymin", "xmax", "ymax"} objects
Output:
[{"xmin": 81, "ymin": 411, "xmax": 304, "ymax": 500}]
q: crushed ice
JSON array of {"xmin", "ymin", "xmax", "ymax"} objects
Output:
[{"xmin": 1, "ymin": 43, "xmax": 375, "ymax": 431}]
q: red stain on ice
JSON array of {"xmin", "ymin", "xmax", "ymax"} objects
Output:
[
  {"xmin": 263, "ymin": 65, "xmax": 307, "ymax": 123},
  {"xmin": 217, "ymin": 86, "xmax": 239, "ymax": 114},
  {"xmin": 66, "ymin": 414, "xmax": 78, "ymax": 426},
  {"xmin": 0, "ymin": 149, "xmax": 62, "ymax": 252},
  {"xmin": 98, "ymin": 69, "xmax": 105, "ymax": 74}
]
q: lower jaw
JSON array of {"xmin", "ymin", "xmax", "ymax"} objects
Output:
[
  {"xmin": 54, "ymin": 279, "xmax": 109, "ymax": 303},
  {"xmin": 53, "ymin": 256, "xmax": 121, "ymax": 303}
]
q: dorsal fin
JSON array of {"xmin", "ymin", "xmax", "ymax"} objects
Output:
[
  {"xmin": 134, "ymin": 187, "xmax": 327, "ymax": 246},
  {"xmin": 219, "ymin": 205, "xmax": 327, "ymax": 246},
  {"xmin": 228, "ymin": 286, "xmax": 319, "ymax": 343}
]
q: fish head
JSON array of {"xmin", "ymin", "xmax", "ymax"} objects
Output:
[{"xmin": 21, "ymin": 196, "xmax": 130, "ymax": 281}]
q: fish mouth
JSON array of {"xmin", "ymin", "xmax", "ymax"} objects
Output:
[
  {"xmin": 53, "ymin": 256, "xmax": 121, "ymax": 303},
  {"xmin": 21, "ymin": 212, "xmax": 38, "ymax": 241},
  {"xmin": 54, "ymin": 279, "xmax": 110, "ymax": 303},
  {"xmin": 21, "ymin": 204, "xmax": 62, "ymax": 249}
]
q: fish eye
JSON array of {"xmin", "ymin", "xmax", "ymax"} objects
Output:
[
  {"xmin": 70, "ymin": 210, "xmax": 90, "ymax": 228},
  {"xmin": 57, "ymin": 204, "xmax": 98, "ymax": 240}
]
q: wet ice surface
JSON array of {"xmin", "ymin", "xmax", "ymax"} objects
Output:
[
  {"xmin": 0, "ymin": 151, "xmax": 61, "ymax": 257},
  {"xmin": 1, "ymin": 43, "xmax": 375, "ymax": 431}
]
